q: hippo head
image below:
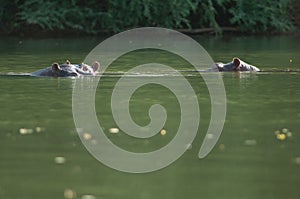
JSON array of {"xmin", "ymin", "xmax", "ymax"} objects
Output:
[
  {"xmin": 216, "ymin": 57, "xmax": 241, "ymax": 71},
  {"xmin": 51, "ymin": 63, "xmax": 79, "ymax": 77},
  {"xmin": 215, "ymin": 62, "xmax": 235, "ymax": 71}
]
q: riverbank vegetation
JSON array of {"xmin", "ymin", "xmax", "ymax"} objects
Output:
[{"xmin": 0, "ymin": 0, "xmax": 296, "ymax": 36}]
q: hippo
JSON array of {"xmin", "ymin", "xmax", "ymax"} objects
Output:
[
  {"xmin": 31, "ymin": 61, "xmax": 100, "ymax": 77},
  {"xmin": 215, "ymin": 57, "xmax": 260, "ymax": 72}
]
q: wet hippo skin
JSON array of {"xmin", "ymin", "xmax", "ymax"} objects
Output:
[{"xmin": 31, "ymin": 61, "xmax": 100, "ymax": 77}]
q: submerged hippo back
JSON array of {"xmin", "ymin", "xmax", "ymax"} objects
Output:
[
  {"xmin": 31, "ymin": 64, "xmax": 79, "ymax": 77},
  {"xmin": 58, "ymin": 64, "xmax": 79, "ymax": 76}
]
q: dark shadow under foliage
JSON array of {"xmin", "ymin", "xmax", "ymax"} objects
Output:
[{"xmin": 0, "ymin": 0, "xmax": 296, "ymax": 36}]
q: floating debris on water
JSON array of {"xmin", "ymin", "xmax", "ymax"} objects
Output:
[
  {"xmin": 286, "ymin": 132, "xmax": 292, "ymax": 137},
  {"xmin": 83, "ymin": 132, "xmax": 92, "ymax": 140},
  {"xmin": 19, "ymin": 127, "xmax": 45, "ymax": 135},
  {"xmin": 35, "ymin": 126, "xmax": 45, "ymax": 133},
  {"xmin": 109, "ymin": 128, "xmax": 119, "ymax": 134},
  {"xmin": 294, "ymin": 157, "xmax": 300, "ymax": 165},
  {"xmin": 54, "ymin": 156, "xmax": 66, "ymax": 164},
  {"xmin": 19, "ymin": 128, "xmax": 27, "ymax": 135},
  {"xmin": 219, "ymin": 143, "xmax": 225, "ymax": 151},
  {"xmin": 160, "ymin": 129, "xmax": 167, "ymax": 136},
  {"xmin": 19, "ymin": 128, "xmax": 34, "ymax": 135},
  {"xmin": 64, "ymin": 189, "xmax": 77, "ymax": 199},
  {"xmin": 274, "ymin": 130, "xmax": 281, "ymax": 135},
  {"xmin": 282, "ymin": 128, "xmax": 288, "ymax": 133},
  {"xmin": 244, "ymin": 139, "xmax": 257, "ymax": 146},
  {"xmin": 277, "ymin": 133, "xmax": 286, "ymax": 141},
  {"xmin": 274, "ymin": 128, "xmax": 292, "ymax": 141},
  {"xmin": 81, "ymin": 195, "xmax": 96, "ymax": 199},
  {"xmin": 64, "ymin": 189, "xmax": 76, "ymax": 199}
]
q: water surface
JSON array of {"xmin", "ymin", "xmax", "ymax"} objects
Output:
[{"xmin": 0, "ymin": 35, "xmax": 300, "ymax": 199}]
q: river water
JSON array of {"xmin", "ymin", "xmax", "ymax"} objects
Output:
[{"xmin": 0, "ymin": 35, "xmax": 300, "ymax": 199}]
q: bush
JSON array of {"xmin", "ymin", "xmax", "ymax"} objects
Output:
[
  {"xmin": 104, "ymin": 0, "xmax": 201, "ymax": 32},
  {"xmin": 0, "ymin": 0, "xmax": 19, "ymax": 33},
  {"xmin": 228, "ymin": 0, "xmax": 295, "ymax": 32},
  {"xmin": 17, "ymin": 0, "xmax": 106, "ymax": 33},
  {"xmin": 0, "ymin": 0, "xmax": 296, "ymax": 35}
]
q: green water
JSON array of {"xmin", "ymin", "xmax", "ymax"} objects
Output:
[{"xmin": 0, "ymin": 35, "xmax": 300, "ymax": 199}]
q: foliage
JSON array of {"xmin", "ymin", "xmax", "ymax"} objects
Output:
[
  {"xmin": 103, "ymin": 0, "xmax": 202, "ymax": 32},
  {"xmin": 17, "ymin": 0, "xmax": 106, "ymax": 33},
  {"xmin": 0, "ymin": 0, "xmax": 296, "ymax": 35},
  {"xmin": 0, "ymin": 0, "xmax": 19, "ymax": 33},
  {"xmin": 228, "ymin": 0, "xmax": 295, "ymax": 33}
]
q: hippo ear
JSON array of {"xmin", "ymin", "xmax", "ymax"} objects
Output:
[
  {"xmin": 66, "ymin": 60, "xmax": 71, "ymax": 64},
  {"xmin": 92, "ymin": 61, "xmax": 100, "ymax": 72},
  {"xmin": 52, "ymin": 63, "xmax": 61, "ymax": 72},
  {"xmin": 233, "ymin": 57, "xmax": 240, "ymax": 68}
]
